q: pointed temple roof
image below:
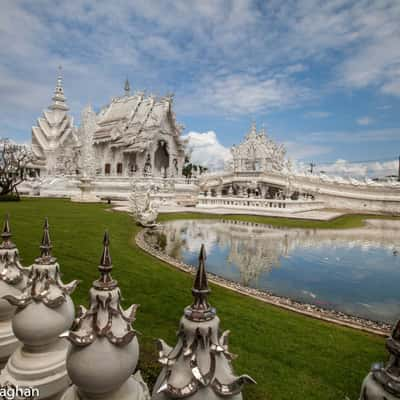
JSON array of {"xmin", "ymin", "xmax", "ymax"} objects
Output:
[
  {"xmin": 31, "ymin": 66, "xmax": 78, "ymax": 162},
  {"xmin": 93, "ymin": 90, "xmax": 185, "ymax": 154},
  {"xmin": 49, "ymin": 66, "xmax": 69, "ymax": 111}
]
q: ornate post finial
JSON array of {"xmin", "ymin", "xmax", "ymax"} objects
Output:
[
  {"xmin": 153, "ymin": 244, "xmax": 256, "ymax": 399},
  {"xmin": 185, "ymin": 244, "xmax": 215, "ymax": 322},
  {"xmin": 1, "ymin": 214, "xmax": 13, "ymax": 247},
  {"xmin": 39, "ymin": 218, "xmax": 54, "ymax": 263},
  {"xmin": 94, "ymin": 231, "xmax": 117, "ymax": 290},
  {"xmin": 193, "ymin": 244, "xmax": 209, "ymax": 293}
]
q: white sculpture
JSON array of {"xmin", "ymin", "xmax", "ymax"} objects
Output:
[
  {"xmin": 60, "ymin": 232, "xmax": 150, "ymax": 400},
  {"xmin": 0, "ymin": 215, "xmax": 28, "ymax": 368},
  {"xmin": 71, "ymin": 105, "xmax": 99, "ymax": 203},
  {"xmin": 0, "ymin": 218, "xmax": 79, "ymax": 399},
  {"xmin": 130, "ymin": 185, "xmax": 159, "ymax": 227}
]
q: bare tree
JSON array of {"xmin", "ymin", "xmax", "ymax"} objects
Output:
[{"xmin": 0, "ymin": 139, "xmax": 33, "ymax": 197}]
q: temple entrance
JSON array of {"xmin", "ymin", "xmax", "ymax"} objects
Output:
[{"xmin": 154, "ymin": 140, "xmax": 169, "ymax": 177}]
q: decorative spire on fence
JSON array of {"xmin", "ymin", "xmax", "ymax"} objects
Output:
[
  {"xmin": 60, "ymin": 231, "xmax": 149, "ymax": 399},
  {"xmin": 152, "ymin": 244, "xmax": 256, "ymax": 400}
]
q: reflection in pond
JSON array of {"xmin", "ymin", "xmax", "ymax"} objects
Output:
[{"xmin": 144, "ymin": 219, "xmax": 400, "ymax": 323}]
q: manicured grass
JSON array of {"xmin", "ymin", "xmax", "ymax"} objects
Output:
[
  {"xmin": 159, "ymin": 211, "xmax": 400, "ymax": 229},
  {"xmin": 0, "ymin": 198, "xmax": 388, "ymax": 399}
]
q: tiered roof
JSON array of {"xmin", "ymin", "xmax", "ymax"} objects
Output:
[
  {"xmin": 31, "ymin": 67, "xmax": 79, "ymax": 161},
  {"xmin": 93, "ymin": 89, "xmax": 185, "ymax": 154}
]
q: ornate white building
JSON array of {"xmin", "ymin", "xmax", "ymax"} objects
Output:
[
  {"xmin": 31, "ymin": 72, "xmax": 186, "ymax": 179},
  {"xmin": 231, "ymin": 122, "xmax": 288, "ymax": 173},
  {"xmin": 26, "ymin": 72, "xmax": 400, "ymax": 214},
  {"xmin": 198, "ymin": 122, "xmax": 400, "ymax": 214},
  {"xmin": 31, "ymin": 68, "xmax": 79, "ymax": 176}
]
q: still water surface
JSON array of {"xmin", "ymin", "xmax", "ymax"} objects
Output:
[{"xmin": 145, "ymin": 219, "xmax": 400, "ymax": 323}]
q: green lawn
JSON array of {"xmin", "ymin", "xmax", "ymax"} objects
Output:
[
  {"xmin": 0, "ymin": 198, "xmax": 389, "ymax": 400},
  {"xmin": 159, "ymin": 210, "xmax": 400, "ymax": 229}
]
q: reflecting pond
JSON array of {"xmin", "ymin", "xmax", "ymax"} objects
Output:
[{"xmin": 144, "ymin": 219, "xmax": 400, "ymax": 323}]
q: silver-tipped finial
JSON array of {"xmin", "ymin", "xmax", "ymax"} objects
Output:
[
  {"xmin": 38, "ymin": 218, "xmax": 55, "ymax": 264},
  {"xmin": 0, "ymin": 214, "xmax": 14, "ymax": 249},
  {"xmin": 93, "ymin": 231, "xmax": 117, "ymax": 290},
  {"xmin": 185, "ymin": 244, "xmax": 216, "ymax": 322}
]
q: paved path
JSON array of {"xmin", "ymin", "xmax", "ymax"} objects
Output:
[{"xmin": 112, "ymin": 200, "xmax": 344, "ymax": 221}]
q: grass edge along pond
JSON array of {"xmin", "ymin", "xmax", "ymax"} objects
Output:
[{"xmin": 0, "ymin": 198, "xmax": 393, "ymax": 400}]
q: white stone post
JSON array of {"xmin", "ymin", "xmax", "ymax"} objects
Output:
[
  {"xmin": 60, "ymin": 232, "xmax": 149, "ymax": 400},
  {"xmin": 0, "ymin": 218, "xmax": 79, "ymax": 399},
  {"xmin": 0, "ymin": 215, "xmax": 28, "ymax": 369},
  {"xmin": 152, "ymin": 245, "xmax": 255, "ymax": 400}
]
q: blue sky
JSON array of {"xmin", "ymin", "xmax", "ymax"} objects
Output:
[{"xmin": 1, "ymin": 0, "xmax": 400, "ymax": 175}]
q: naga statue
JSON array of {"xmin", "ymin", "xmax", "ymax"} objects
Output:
[{"xmin": 130, "ymin": 186, "xmax": 159, "ymax": 228}]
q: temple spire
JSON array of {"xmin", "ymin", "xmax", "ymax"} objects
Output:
[
  {"xmin": 259, "ymin": 122, "xmax": 266, "ymax": 136},
  {"xmin": 251, "ymin": 120, "xmax": 257, "ymax": 133},
  {"xmin": 247, "ymin": 120, "xmax": 257, "ymax": 139},
  {"xmin": 185, "ymin": 244, "xmax": 215, "ymax": 322},
  {"xmin": 124, "ymin": 78, "xmax": 131, "ymax": 96},
  {"xmin": 94, "ymin": 231, "xmax": 117, "ymax": 289},
  {"xmin": 50, "ymin": 65, "xmax": 69, "ymax": 111}
]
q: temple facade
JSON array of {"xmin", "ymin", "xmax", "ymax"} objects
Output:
[
  {"xmin": 92, "ymin": 81, "xmax": 186, "ymax": 178},
  {"xmin": 31, "ymin": 73, "xmax": 186, "ymax": 179}
]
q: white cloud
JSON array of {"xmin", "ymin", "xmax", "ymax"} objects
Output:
[
  {"xmin": 1, "ymin": 0, "xmax": 400, "ymax": 146},
  {"xmin": 356, "ymin": 116, "xmax": 374, "ymax": 126},
  {"xmin": 180, "ymin": 74, "xmax": 311, "ymax": 116},
  {"xmin": 182, "ymin": 131, "xmax": 232, "ymax": 171},
  {"xmin": 317, "ymin": 159, "xmax": 399, "ymax": 178}
]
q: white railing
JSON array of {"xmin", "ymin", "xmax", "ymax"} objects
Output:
[{"xmin": 197, "ymin": 195, "xmax": 324, "ymax": 212}]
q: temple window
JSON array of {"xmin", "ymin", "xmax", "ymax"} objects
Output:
[
  {"xmin": 105, "ymin": 163, "xmax": 111, "ymax": 175},
  {"xmin": 117, "ymin": 163, "xmax": 123, "ymax": 175}
]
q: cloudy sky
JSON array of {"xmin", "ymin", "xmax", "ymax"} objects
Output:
[{"xmin": 1, "ymin": 0, "xmax": 400, "ymax": 176}]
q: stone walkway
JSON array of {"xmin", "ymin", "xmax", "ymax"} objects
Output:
[{"xmin": 112, "ymin": 200, "xmax": 344, "ymax": 221}]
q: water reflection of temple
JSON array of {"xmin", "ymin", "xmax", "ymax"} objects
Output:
[{"xmin": 153, "ymin": 219, "xmax": 400, "ymax": 287}]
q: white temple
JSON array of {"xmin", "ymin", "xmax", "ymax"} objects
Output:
[
  {"xmin": 24, "ymin": 69, "xmax": 400, "ymax": 214},
  {"xmin": 31, "ymin": 71, "xmax": 186, "ymax": 180}
]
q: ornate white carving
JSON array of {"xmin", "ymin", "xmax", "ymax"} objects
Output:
[
  {"xmin": 231, "ymin": 122, "xmax": 290, "ymax": 173},
  {"xmin": 130, "ymin": 184, "xmax": 159, "ymax": 227}
]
